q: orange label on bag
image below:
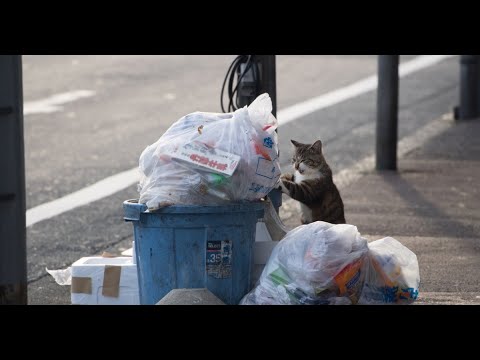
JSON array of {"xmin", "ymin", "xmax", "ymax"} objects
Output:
[{"xmin": 334, "ymin": 258, "xmax": 364, "ymax": 295}]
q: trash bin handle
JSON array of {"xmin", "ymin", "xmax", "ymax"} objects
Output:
[{"xmin": 123, "ymin": 200, "xmax": 147, "ymax": 222}]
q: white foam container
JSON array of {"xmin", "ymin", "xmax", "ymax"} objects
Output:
[{"xmin": 71, "ymin": 256, "xmax": 140, "ymax": 305}]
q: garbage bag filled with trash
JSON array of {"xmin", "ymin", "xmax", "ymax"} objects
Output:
[
  {"xmin": 240, "ymin": 221, "xmax": 420, "ymax": 305},
  {"xmin": 138, "ymin": 93, "xmax": 281, "ymax": 210}
]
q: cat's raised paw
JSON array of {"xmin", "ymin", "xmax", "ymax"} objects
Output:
[
  {"xmin": 281, "ymin": 173, "xmax": 294, "ymax": 182},
  {"xmin": 278, "ymin": 179, "xmax": 291, "ymax": 194}
]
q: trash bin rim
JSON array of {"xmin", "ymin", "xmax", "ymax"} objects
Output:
[{"xmin": 123, "ymin": 199, "xmax": 265, "ymax": 216}]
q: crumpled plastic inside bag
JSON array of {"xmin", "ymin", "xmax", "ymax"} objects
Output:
[{"xmin": 138, "ymin": 93, "xmax": 282, "ymax": 210}]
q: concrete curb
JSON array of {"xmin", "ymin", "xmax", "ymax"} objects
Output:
[{"xmin": 156, "ymin": 288, "xmax": 225, "ymax": 305}]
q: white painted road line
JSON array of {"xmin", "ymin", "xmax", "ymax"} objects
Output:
[
  {"xmin": 26, "ymin": 168, "xmax": 139, "ymax": 227},
  {"xmin": 276, "ymin": 55, "xmax": 456, "ymax": 126},
  {"xmin": 24, "ymin": 90, "xmax": 96, "ymax": 115},
  {"xmin": 26, "ymin": 55, "xmax": 457, "ymax": 228}
]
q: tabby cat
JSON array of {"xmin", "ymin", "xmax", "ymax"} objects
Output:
[{"xmin": 278, "ymin": 139, "xmax": 346, "ymax": 225}]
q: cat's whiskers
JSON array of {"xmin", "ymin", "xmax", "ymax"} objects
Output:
[
  {"xmin": 295, "ymin": 170, "xmax": 319, "ymax": 183},
  {"xmin": 295, "ymin": 164, "xmax": 321, "ymax": 184}
]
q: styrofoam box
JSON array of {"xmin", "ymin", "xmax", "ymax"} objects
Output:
[{"xmin": 71, "ymin": 256, "xmax": 140, "ymax": 305}]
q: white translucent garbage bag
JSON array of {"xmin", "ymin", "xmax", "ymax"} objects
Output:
[
  {"xmin": 138, "ymin": 94, "xmax": 281, "ymax": 210},
  {"xmin": 241, "ymin": 221, "xmax": 369, "ymax": 305},
  {"xmin": 241, "ymin": 222, "xmax": 421, "ymax": 305},
  {"xmin": 358, "ymin": 237, "xmax": 420, "ymax": 305}
]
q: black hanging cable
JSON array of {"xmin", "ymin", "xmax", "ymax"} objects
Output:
[
  {"xmin": 221, "ymin": 55, "xmax": 256, "ymax": 113},
  {"xmin": 230, "ymin": 55, "xmax": 252, "ymax": 111},
  {"xmin": 220, "ymin": 56, "xmax": 242, "ymax": 113}
]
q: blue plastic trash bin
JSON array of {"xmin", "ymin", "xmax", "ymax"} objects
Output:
[{"xmin": 123, "ymin": 199, "xmax": 264, "ymax": 305}]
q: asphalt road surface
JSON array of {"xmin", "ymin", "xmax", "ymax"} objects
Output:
[{"xmin": 22, "ymin": 55, "xmax": 459, "ymax": 304}]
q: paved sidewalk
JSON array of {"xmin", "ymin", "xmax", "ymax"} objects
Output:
[{"xmin": 281, "ymin": 116, "xmax": 480, "ymax": 304}]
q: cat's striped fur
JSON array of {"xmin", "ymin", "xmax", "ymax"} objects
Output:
[{"xmin": 279, "ymin": 139, "xmax": 346, "ymax": 225}]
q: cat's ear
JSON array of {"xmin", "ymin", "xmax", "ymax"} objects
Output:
[
  {"xmin": 291, "ymin": 139, "xmax": 301, "ymax": 147},
  {"xmin": 310, "ymin": 140, "xmax": 323, "ymax": 152}
]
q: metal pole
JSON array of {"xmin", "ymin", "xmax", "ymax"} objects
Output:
[
  {"xmin": 236, "ymin": 57, "xmax": 257, "ymax": 108},
  {"xmin": 255, "ymin": 55, "xmax": 277, "ymax": 118},
  {"xmin": 0, "ymin": 55, "xmax": 27, "ymax": 304},
  {"xmin": 376, "ymin": 55, "xmax": 399, "ymax": 171},
  {"xmin": 459, "ymin": 55, "xmax": 480, "ymax": 120}
]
